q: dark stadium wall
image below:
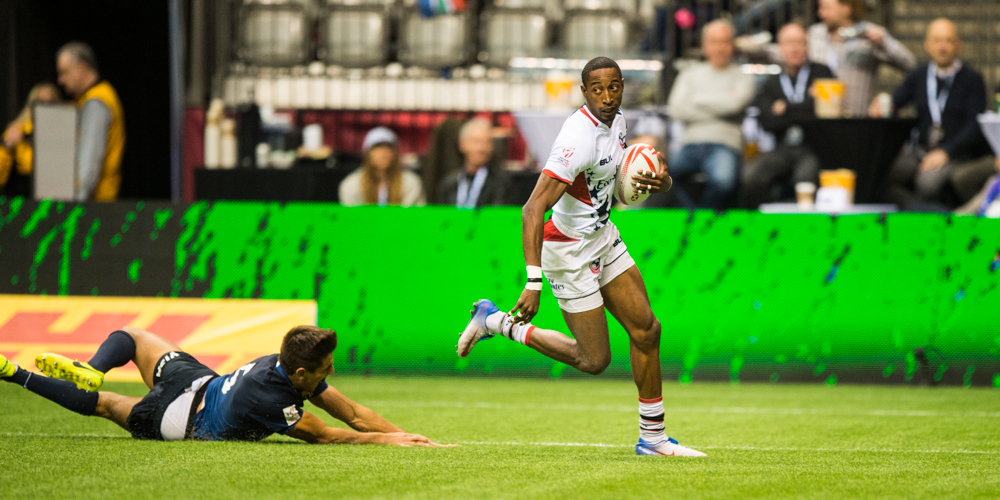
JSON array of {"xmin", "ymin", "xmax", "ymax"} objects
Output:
[
  {"xmin": 1, "ymin": 198, "xmax": 999, "ymax": 387},
  {"xmin": 0, "ymin": 0, "xmax": 171, "ymax": 200}
]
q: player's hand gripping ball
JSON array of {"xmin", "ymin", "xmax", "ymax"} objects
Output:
[{"xmin": 616, "ymin": 143, "xmax": 661, "ymax": 205}]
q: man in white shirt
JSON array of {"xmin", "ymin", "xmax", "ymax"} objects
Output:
[{"xmin": 456, "ymin": 57, "xmax": 705, "ymax": 457}]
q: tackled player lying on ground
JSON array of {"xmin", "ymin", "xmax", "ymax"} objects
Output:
[{"xmin": 0, "ymin": 325, "xmax": 451, "ymax": 447}]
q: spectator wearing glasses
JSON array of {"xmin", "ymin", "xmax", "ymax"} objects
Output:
[
  {"xmin": 873, "ymin": 18, "xmax": 994, "ymax": 209},
  {"xmin": 742, "ymin": 23, "xmax": 834, "ymax": 209}
]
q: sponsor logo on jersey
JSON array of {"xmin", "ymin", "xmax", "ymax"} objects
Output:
[
  {"xmin": 613, "ymin": 238, "xmax": 622, "ymax": 247},
  {"xmin": 590, "ymin": 259, "xmax": 601, "ymax": 274},
  {"xmin": 619, "ymin": 132, "xmax": 627, "ymax": 149},
  {"xmin": 547, "ymin": 279, "xmax": 565, "ymax": 291},
  {"xmin": 283, "ymin": 405, "xmax": 300, "ymax": 426},
  {"xmin": 598, "ymin": 154, "xmax": 614, "ymax": 166}
]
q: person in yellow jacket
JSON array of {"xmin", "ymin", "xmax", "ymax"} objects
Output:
[
  {"xmin": 56, "ymin": 41, "xmax": 126, "ymax": 201},
  {"xmin": 0, "ymin": 83, "xmax": 61, "ymax": 196}
]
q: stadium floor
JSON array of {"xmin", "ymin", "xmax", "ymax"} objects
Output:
[{"xmin": 2, "ymin": 376, "xmax": 998, "ymax": 499}]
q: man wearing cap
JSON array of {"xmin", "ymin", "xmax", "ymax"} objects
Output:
[{"xmin": 338, "ymin": 127, "xmax": 425, "ymax": 207}]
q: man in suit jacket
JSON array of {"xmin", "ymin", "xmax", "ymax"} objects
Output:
[
  {"xmin": 742, "ymin": 23, "xmax": 835, "ymax": 208},
  {"xmin": 874, "ymin": 18, "xmax": 994, "ymax": 208},
  {"xmin": 437, "ymin": 118, "xmax": 509, "ymax": 208}
]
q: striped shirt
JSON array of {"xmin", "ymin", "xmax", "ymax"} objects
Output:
[{"xmin": 807, "ymin": 22, "xmax": 916, "ymax": 117}]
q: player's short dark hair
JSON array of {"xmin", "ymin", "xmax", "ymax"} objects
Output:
[
  {"xmin": 581, "ymin": 57, "xmax": 622, "ymax": 86},
  {"xmin": 279, "ymin": 326, "xmax": 338, "ymax": 373},
  {"xmin": 57, "ymin": 41, "xmax": 99, "ymax": 72}
]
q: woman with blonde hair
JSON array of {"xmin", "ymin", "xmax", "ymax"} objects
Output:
[
  {"xmin": 1, "ymin": 82, "xmax": 62, "ymax": 196},
  {"xmin": 338, "ymin": 127, "xmax": 425, "ymax": 207}
]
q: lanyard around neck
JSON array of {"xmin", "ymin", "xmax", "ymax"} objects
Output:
[
  {"xmin": 926, "ymin": 63, "xmax": 954, "ymax": 127},
  {"xmin": 457, "ymin": 167, "xmax": 488, "ymax": 208},
  {"xmin": 780, "ymin": 66, "xmax": 811, "ymax": 103}
]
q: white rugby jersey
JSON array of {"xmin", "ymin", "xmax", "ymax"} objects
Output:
[{"xmin": 541, "ymin": 105, "xmax": 627, "ymax": 237}]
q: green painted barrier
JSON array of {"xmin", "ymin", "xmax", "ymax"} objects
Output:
[{"xmin": 2, "ymin": 197, "xmax": 999, "ymax": 385}]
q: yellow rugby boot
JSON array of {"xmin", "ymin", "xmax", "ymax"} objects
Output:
[
  {"xmin": 35, "ymin": 353, "xmax": 104, "ymax": 392},
  {"xmin": 0, "ymin": 353, "xmax": 18, "ymax": 379}
]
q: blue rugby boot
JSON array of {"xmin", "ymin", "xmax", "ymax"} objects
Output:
[
  {"xmin": 457, "ymin": 299, "xmax": 505, "ymax": 358},
  {"xmin": 636, "ymin": 437, "xmax": 707, "ymax": 457}
]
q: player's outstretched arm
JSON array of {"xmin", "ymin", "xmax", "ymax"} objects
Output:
[
  {"xmin": 511, "ymin": 175, "xmax": 568, "ymax": 324},
  {"xmin": 309, "ymin": 385, "xmax": 402, "ymax": 433},
  {"xmin": 286, "ymin": 411, "xmax": 448, "ymax": 446}
]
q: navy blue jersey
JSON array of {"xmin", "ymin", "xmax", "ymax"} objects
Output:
[{"xmin": 191, "ymin": 354, "xmax": 328, "ymax": 441}]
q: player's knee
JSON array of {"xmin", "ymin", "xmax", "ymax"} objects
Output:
[
  {"xmin": 578, "ymin": 353, "xmax": 611, "ymax": 375},
  {"xmin": 631, "ymin": 317, "xmax": 661, "ymax": 351},
  {"xmin": 119, "ymin": 326, "xmax": 145, "ymax": 341}
]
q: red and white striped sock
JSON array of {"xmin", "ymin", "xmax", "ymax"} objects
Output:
[
  {"xmin": 485, "ymin": 312, "xmax": 533, "ymax": 346},
  {"xmin": 508, "ymin": 322, "xmax": 534, "ymax": 346},
  {"xmin": 639, "ymin": 396, "xmax": 665, "ymax": 442}
]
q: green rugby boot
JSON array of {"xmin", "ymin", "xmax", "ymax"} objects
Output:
[
  {"xmin": 35, "ymin": 353, "xmax": 104, "ymax": 392},
  {"xmin": 0, "ymin": 353, "xmax": 18, "ymax": 379}
]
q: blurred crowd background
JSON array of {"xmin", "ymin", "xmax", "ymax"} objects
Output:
[{"xmin": 1, "ymin": 0, "xmax": 1000, "ymax": 217}]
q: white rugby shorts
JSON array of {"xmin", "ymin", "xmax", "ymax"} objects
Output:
[{"xmin": 541, "ymin": 219, "xmax": 635, "ymax": 313}]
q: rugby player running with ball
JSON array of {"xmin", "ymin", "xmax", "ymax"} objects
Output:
[{"xmin": 457, "ymin": 57, "xmax": 705, "ymax": 457}]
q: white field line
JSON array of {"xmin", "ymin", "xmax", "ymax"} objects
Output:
[
  {"xmin": 363, "ymin": 400, "xmax": 1000, "ymax": 418},
  {"xmin": 3, "ymin": 432, "xmax": 128, "ymax": 439},
  {"xmin": 3, "ymin": 433, "xmax": 994, "ymax": 455},
  {"xmin": 459, "ymin": 441, "xmax": 1000, "ymax": 455}
]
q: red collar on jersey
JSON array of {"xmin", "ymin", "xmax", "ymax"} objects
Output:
[{"xmin": 579, "ymin": 105, "xmax": 599, "ymax": 127}]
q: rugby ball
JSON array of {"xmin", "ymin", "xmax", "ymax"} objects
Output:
[{"xmin": 616, "ymin": 143, "xmax": 658, "ymax": 205}]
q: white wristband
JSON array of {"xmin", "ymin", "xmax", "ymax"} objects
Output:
[
  {"xmin": 526, "ymin": 265, "xmax": 542, "ymax": 279},
  {"xmin": 526, "ymin": 265, "xmax": 543, "ymax": 291}
]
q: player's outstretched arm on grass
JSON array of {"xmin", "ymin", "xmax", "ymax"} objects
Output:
[
  {"xmin": 308, "ymin": 385, "xmax": 402, "ymax": 433},
  {"xmin": 512, "ymin": 174, "xmax": 568, "ymax": 324},
  {"xmin": 286, "ymin": 411, "xmax": 449, "ymax": 446}
]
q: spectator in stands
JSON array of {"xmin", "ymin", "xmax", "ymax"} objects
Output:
[
  {"xmin": 956, "ymin": 157, "xmax": 1000, "ymax": 217},
  {"xmin": 667, "ymin": 20, "xmax": 756, "ymax": 209},
  {"xmin": 0, "ymin": 83, "xmax": 61, "ymax": 197},
  {"xmin": 437, "ymin": 118, "xmax": 509, "ymax": 208},
  {"xmin": 742, "ymin": 24, "xmax": 833, "ymax": 209},
  {"xmin": 56, "ymin": 42, "xmax": 126, "ymax": 202},
  {"xmin": 422, "ymin": 119, "xmax": 465, "ymax": 204},
  {"xmin": 810, "ymin": 0, "xmax": 915, "ymax": 117},
  {"xmin": 873, "ymin": 18, "xmax": 994, "ymax": 209},
  {"xmin": 339, "ymin": 127, "xmax": 425, "ymax": 207}
]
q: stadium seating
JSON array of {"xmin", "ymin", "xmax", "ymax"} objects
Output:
[
  {"xmin": 319, "ymin": 2, "xmax": 392, "ymax": 67},
  {"xmin": 480, "ymin": 8, "xmax": 550, "ymax": 65},
  {"xmin": 563, "ymin": 10, "xmax": 628, "ymax": 57},
  {"xmin": 563, "ymin": 0, "xmax": 636, "ymax": 18},
  {"xmin": 398, "ymin": 9, "xmax": 473, "ymax": 68},
  {"xmin": 239, "ymin": 0, "xmax": 312, "ymax": 66}
]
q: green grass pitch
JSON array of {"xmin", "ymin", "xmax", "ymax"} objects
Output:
[{"xmin": 2, "ymin": 377, "xmax": 998, "ymax": 499}]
